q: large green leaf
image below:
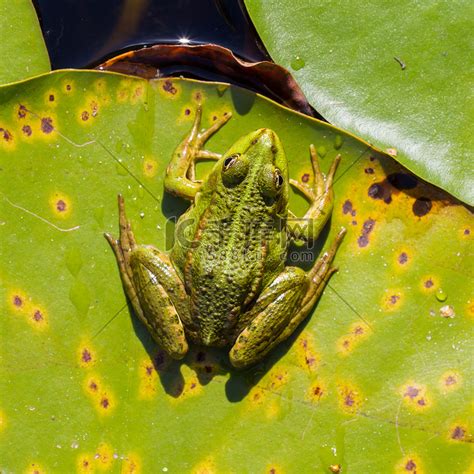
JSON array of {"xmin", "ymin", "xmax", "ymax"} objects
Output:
[
  {"xmin": 0, "ymin": 0, "xmax": 50, "ymax": 85},
  {"xmin": 245, "ymin": 0, "xmax": 474, "ymax": 206},
  {"xmin": 0, "ymin": 72, "xmax": 472, "ymax": 472}
]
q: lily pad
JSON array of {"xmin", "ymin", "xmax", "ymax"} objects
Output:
[
  {"xmin": 244, "ymin": 0, "xmax": 474, "ymax": 206},
  {"xmin": 0, "ymin": 0, "xmax": 50, "ymax": 85},
  {"xmin": 0, "ymin": 72, "xmax": 472, "ymax": 472}
]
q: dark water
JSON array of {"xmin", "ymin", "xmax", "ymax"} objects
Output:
[{"xmin": 33, "ymin": 0, "xmax": 270, "ymax": 69}]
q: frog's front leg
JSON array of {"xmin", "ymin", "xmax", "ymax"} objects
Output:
[
  {"xmin": 104, "ymin": 195, "xmax": 194, "ymax": 359},
  {"xmin": 164, "ymin": 105, "xmax": 232, "ymax": 200},
  {"xmin": 289, "ymin": 145, "xmax": 341, "ymax": 241},
  {"xmin": 229, "ymin": 229, "xmax": 345, "ymax": 369}
]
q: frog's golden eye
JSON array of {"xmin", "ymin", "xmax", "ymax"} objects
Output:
[
  {"xmin": 223, "ymin": 153, "xmax": 240, "ymax": 170},
  {"xmin": 274, "ymin": 169, "xmax": 284, "ymax": 189}
]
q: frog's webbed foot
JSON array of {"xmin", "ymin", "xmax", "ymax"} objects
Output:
[
  {"xmin": 104, "ymin": 195, "xmax": 191, "ymax": 359},
  {"xmin": 165, "ymin": 105, "xmax": 232, "ymax": 199},
  {"xmin": 289, "ymin": 145, "xmax": 341, "ymax": 241},
  {"xmin": 229, "ymin": 228, "xmax": 346, "ymax": 369}
]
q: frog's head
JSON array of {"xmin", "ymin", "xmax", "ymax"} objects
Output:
[{"xmin": 219, "ymin": 129, "xmax": 289, "ymax": 210}]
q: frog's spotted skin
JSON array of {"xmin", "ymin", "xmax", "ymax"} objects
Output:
[{"xmin": 105, "ymin": 106, "xmax": 345, "ymax": 368}]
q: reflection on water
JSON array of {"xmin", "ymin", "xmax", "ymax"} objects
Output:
[{"xmin": 33, "ymin": 0, "xmax": 270, "ymax": 69}]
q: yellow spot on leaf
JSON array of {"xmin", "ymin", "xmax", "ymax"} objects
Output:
[
  {"xmin": 169, "ymin": 366, "xmax": 203, "ymax": 403},
  {"xmin": 439, "ymin": 370, "xmax": 462, "ymax": 394},
  {"xmin": 44, "ymin": 90, "xmax": 58, "ymax": 108},
  {"xmin": 400, "ymin": 382, "xmax": 431, "ymax": 411},
  {"xmin": 25, "ymin": 462, "xmax": 46, "ymax": 474},
  {"xmin": 381, "ymin": 288, "xmax": 404, "ymax": 312},
  {"xmin": 157, "ymin": 79, "xmax": 181, "ymax": 99},
  {"xmin": 7, "ymin": 288, "xmax": 29, "ymax": 313},
  {"xmin": 192, "ymin": 455, "xmax": 216, "ymax": 474},
  {"xmin": 192, "ymin": 89, "xmax": 205, "ymax": 104},
  {"xmin": 27, "ymin": 305, "xmax": 48, "ymax": 331},
  {"xmin": 394, "ymin": 247, "xmax": 412, "ymax": 269},
  {"xmin": 336, "ymin": 321, "xmax": 371, "ymax": 356},
  {"xmin": 138, "ymin": 357, "xmax": 158, "ymax": 400},
  {"xmin": 0, "ymin": 123, "xmax": 16, "ymax": 151},
  {"xmin": 77, "ymin": 96, "xmax": 100, "ymax": 125},
  {"xmin": 395, "ymin": 454, "xmax": 424, "ymax": 473},
  {"xmin": 77, "ymin": 340, "xmax": 97, "ymax": 368},
  {"xmin": 246, "ymin": 367, "xmax": 289, "ymax": 410},
  {"xmin": 95, "ymin": 442, "xmax": 114, "ymax": 471},
  {"xmin": 83, "ymin": 374, "xmax": 116, "ymax": 416},
  {"xmin": 337, "ymin": 381, "xmax": 363, "ymax": 414},
  {"xmin": 265, "ymin": 399, "xmax": 281, "ymax": 419},
  {"xmin": 63, "ymin": 80, "xmax": 74, "ymax": 94},
  {"xmin": 266, "ymin": 465, "xmax": 283, "ymax": 474},
  {"xmin": 143, "ymin": 157, "xmax": 158, "ymax": 178},
  {"xmin": 130, "ymin": 85, "xmax": 145, "ymax": 105},
  {"xmin": 77, "ymin": 454, "xmax": 94, "ymax": 473},
  {"xmin": 447, "ymin": 422, "xmax": 471, "ymax": 443},
  {"xmin": 419, "ymin": 275, "xmax": 439, "ymax": 294},
  {"xmin": 49, "ymin": 191, "xmax": 72, "ymax": 218},
  {"xmin": 294, "ymin": 331, "xmax": 319, "ymax": 371},
  {"xmin": 306, "ymin": 379, "xmax": 326, "ymax": 403},
  {"xmin": 121, "ymin": 453, "xmax": 142, "ymax": 474}
]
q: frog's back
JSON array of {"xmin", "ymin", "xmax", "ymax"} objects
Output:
[{"xmin": 171, "ymin": 129, "xmax": 289, "ymax": 346}]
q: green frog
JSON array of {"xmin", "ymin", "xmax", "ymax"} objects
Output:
[{"xmin": 105, "ymin": 106, "xmax": 345, "ymax": 369}]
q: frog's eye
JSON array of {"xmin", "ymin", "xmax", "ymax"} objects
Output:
[
  {"xmin": 223, "ymin": 153, "xmax": 240, "ymax": 171},
  {"xmin": 222, "ymin": 153, "xmax": 248, "ymax": 187},
  {"xmin": 274, "ymin": 169, "xmax": 284, "ymax": 189}
]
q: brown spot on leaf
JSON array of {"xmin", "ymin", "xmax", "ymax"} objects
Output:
[
  {"xmin": 389, "ymin": 294, "xmax": 400, "ymax": 304},
  {"xmin": 404, "ymin": 386, "xmax": 419, "ymax": 399},
  {"xmin": 368, "ymin": 182, "xmax": 392, "ymax": 204},
  {"xmin": 33, "ymin": 310, "xmax": 43, "ymax": 321},
  {"xmin": 417, "ymin": 398, "xmax": 426, "ymax": 406},
  {"xmin": 357, "ymin": 218, "xmax": 375, "ymax": 247},
  {"xmin": 0, "ymin": 128, "xmax": 13, "ymax": 141},
  {"xmin": 49, "ymin": 94, "xmax": 55, "ymax": 102},
  {"xmin": 302, "ymin": 173, "xmax": 310, "ymax": 183},
  {"xmin": 353, "ymin": 325, "xmax": 364, "ymax": 335},
  {"xmin": 41, "ymin": 117, "xmax": 54, "ymax": 133},
  {"xmin": 424, "ymin": 279, "xmax": 434, "ymax": 289},
  {"xmin": 100, "ymin": 397, "xmax": 109, "ymax": 409},
  {"xmin": 405, "ymin": 459, "xmax": 416, "ymax": 471},
  {"xmin": 163, "ymin": 80, "xmax": 177, "ymax": 94},
  {"xmin": 364, "ymin": 167, "xmax": 374, "ymax": 174},
  {"xmin": 451, "ymin": 426, "xmax": 465, "ymax": 440},
  {"xmin": 82, "ymin": 349, "xmax": 92, "ymax": 363},
  {"xmin": 445, "ymin": 375, "xmax": 457, "ymax": 386},
  {"xmin": 18, "ymin": 105, "xmax": 27, "ymax": 118},
  {"xmin": 184, "ymin": 108, "xmax": 191, "ymax": 116},
  {"xmin": 56, "ymin": 200, "xmax": 67, "ymax": 212},
  {"xmin": 344, "ymin": 392, "xmax": 355, "ymax": 406},
  {"xmin": 398, "ymin": 252, "xmax": 408, "ymax": 264},
  {"xmin": 89, "ymin": 381, "xmax": 98, "ymax": 391},
  {"xmin": 464, "ymin": 228, "xmax": 470, "ymax": 235},
  {"xmin": 81, "ymin": 111, "xmax": 89, "ymax": 121},
  {"xmin": 66, "ymin": 84, "xmax": 71, "ymax": 91},
  {"xmin": 342, "ymin": 199, "xmax": 355, "ymax": 215},
  {"xmin": 22, "ymin": 125, "xmax": 32, "ymax": 136},
  {"xmin": 412, "ymin": 197, "xmax": 432, "ymax": 217},
  {"xmin": 13, "ymin": 295, "xmax": 23, "ymax": 307}
]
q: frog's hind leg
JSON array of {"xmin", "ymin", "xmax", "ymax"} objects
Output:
[
  {"xmin": 104, "ymin": 195, "xmax": 191, "ymax": 359},
  {"xmin": 229, "ymin": 229, "xmax": 345, "ymax": 369},
  {"xmin": 165, "ymin": 105, "xmax": 232, "ymax": 199}
]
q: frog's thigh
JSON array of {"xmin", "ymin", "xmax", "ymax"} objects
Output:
[
  {"xmin": 229, "ymin": 267, "xmax": 308, "ymax": 368},
  {"xmin": 129, "ymin": 246, "xmax": 190, "ymax": 359}
]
